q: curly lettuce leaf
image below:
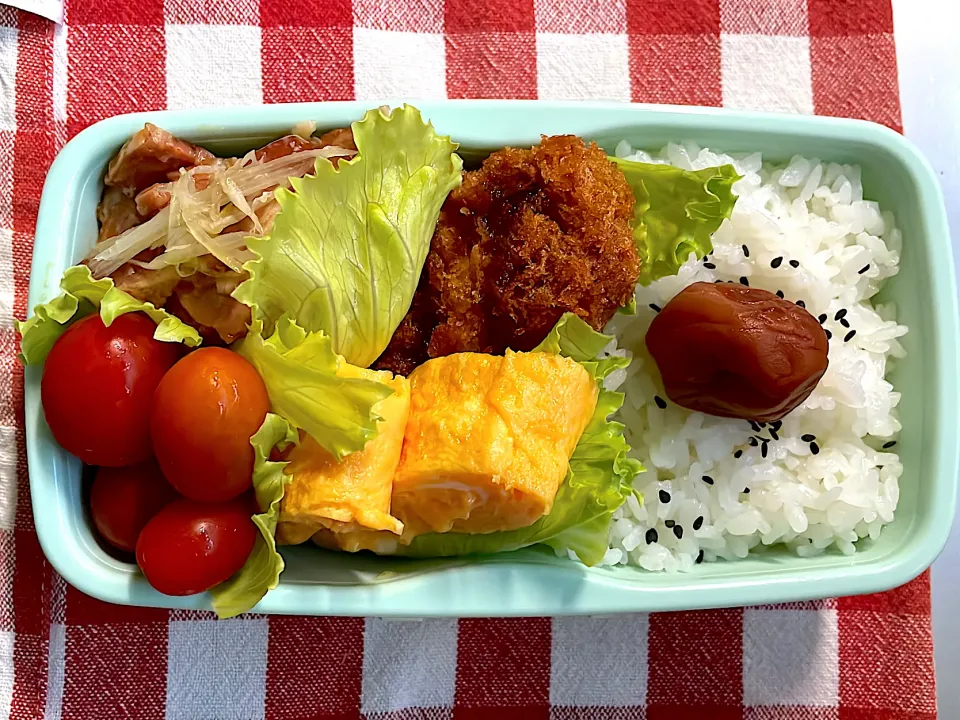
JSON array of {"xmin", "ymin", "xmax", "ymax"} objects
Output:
[
  {"xmin": 394, "ymin": 313, "xmax": 643, "ymax": 566},
  {"xmin": 233, "ymin": 104, "xmax": 463, "ymax": 368},
  {"xmin": 16, "ymin": 264, "xmax": 201, "ymax": 365},
  {"xmin": 235, "ymin": 317, "xmax": 393, "ymax": 459},
  {"xmin": 612, "ymin": 159, "xmax": 740, "ymax": 285},
  {"xmin": 210, "ymin": 413, "xmax": 298, "ymax": 619}
]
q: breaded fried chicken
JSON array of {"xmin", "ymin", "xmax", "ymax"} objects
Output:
[{"xmin": 375, "ymin": 135, "xmax": 640, "ymax": 375}]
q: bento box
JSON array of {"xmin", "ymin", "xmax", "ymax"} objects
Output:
[{"xmin": 23, "ymin": 100, "xmax": 958, "ymax": 616}]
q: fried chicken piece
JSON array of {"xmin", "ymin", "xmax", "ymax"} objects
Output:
[
  {"xmin": 104, "ymin": 123, "xmax": 215, "ymax": 196},
  {"xmin": 111, "ymin": 253, "xmax": 182, "ymax": 308},
  {"xmin": 374, "ymin": 135, "xmax": 640, "ymax": 375}
]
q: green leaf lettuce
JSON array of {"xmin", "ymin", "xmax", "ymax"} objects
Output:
[
  {"xmin": 16, "ymin": 265, "xmax": 201, "ymax": 365},
  {"xmin": 234, "ymin": 317, "xmax": 393, "ymax": 460},
  {"xmin": 612, "ymin": 158, "xmax": 740, "ymax": 285},
  {"xmin": 233, "ymin": 104, "xmax": 463, "ymax": 368},
  {"xmin": 392, "ymin": 313, "xmax": 643, "ymax": 566},
  {"xmin": 210, "ymin": 413, "xmax": 298, "ymax": 619}
]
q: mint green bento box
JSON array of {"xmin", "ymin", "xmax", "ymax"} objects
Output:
[{"xmin": 24, "ymin": 100, "xmax": 958, "ymax": 616}]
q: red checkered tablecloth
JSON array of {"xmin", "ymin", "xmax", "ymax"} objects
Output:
[{"xmin": 0, "ymin": 0, "xmax": 936, "ymax": 718}]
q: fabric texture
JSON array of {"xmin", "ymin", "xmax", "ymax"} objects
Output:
[{"xmin": 0, "ymin": 0, "xmax": 935, "ymax": 718}]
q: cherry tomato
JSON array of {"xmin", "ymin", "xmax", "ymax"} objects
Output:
[
  {"xmin": 136, "ymin": 497, "xmax": 257, "ymax": 596},
  {"xmin": 41, "ymin": 313, "xmax": 182, "ymax": 466},
  {"xmin": 150, "ymin": 347, "xmax": 270, "ymax": 502},
  {"xmin": 89, "ymin": 460, "xmax": 179, "ymax": 553}
]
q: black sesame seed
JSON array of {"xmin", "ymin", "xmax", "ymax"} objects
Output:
[
  {"xmin": 771, "ymin": 256, "xmax": 783, "ymax": 269},
  {"xmin": 742, "ymin": 244, "xmax": 750, "ymax": 258},
  {"xmin": 733, "ymin": 450, "xmax": 743, "ymax": 459},
  {"xmin": 658, "ymin": 489, "xmax": 671, "ymax": 503},
  {"xmin": 693, "ymin": 516, "xmax": 704, "ymax": 530},
  {"xmin": 883, "ymin": 440, "xmax": 897, "ymax": 449},
  {"xmin": 825, "ymin": 329, "xmax": 833, "ymax": 340},
  {"xmin": 789, "ymin": 259, "xmax": 800, "ymax": 268},
  {"xmin": 810, "ymin": 441, "xmax": 820, "ymax": 455},
  {"xmin": 739, "ymin": 276, "xmax": 749, "ymax": 286},
  {"xmin": 858, "ymin": 264, "xmax": 871, "ymax": 275},
  {"xmin": 749, "ymin": 420, "xmax": 761, "ymax": 432},
  {"xmin": 703, "ymin": 261, "xmax": 717, "ymax": 269},
  {"xmin": 749, "ymin": 437, "xmax": 758, "ymax": 447},
  {"xmin": 835, "ymin": 308, "xmax": 847, "ymax": 320},
  {"xmin": 696, "ymin": 549, "xmax": 704, "ymax": 564},
  {"xmin": 772, "ymin": 420, "xmax": 783, "ymax": 431},
  {"xmin": 840, "ymin": 317, "xmax": 850, "ymax": 328},
  {"xmin": 761, "ymin": 442, "xmax": 768, "ymax": 458},
  {"xmin": 649, "ymin": 303, "xmax": 661, "ymax": 312},
  {"xmin": 743, "ymin": 487, "xmax": 751, "ymax": 494},
  {"xmin": 818, "ymin": 313, "xmax": 827, "ymax": 324},
  {"xmin": 673, "ymin": 525, "xmax": 684, "ymax": 540},
  {"xmin": 758, "ymin": 421, "xmax": 767, "ymax": 427},
  {"xmin": 801, "ymin": 433, "xmax": 816, "ymax": 442},
  {"xmin": 714, "ymin": 279, "xmax": 724, "ymax": 283},
  {"xmin": 654, "ymin": 395, "xmax": 667, "ymax": 410},
  {"xmin": 664, "ymin": 519, "xmax": 675, "ymax": 528},
  {"xmin": 645, "ymin": 528, "xmax": 658, "ymax": 544},
  {"xmin": 844, "ymin": 329, "xmax": 857, "ymax": 342},
  {"xmin": 796, "ymin": 299, "xmax": 806, "ymax": 308},
  {"xmin": 702, "ymin": 475, "xmax": 715, "ymax": 485},
  {"xmin": 769, "ymin": 429, "xmax": 779, "ymax": 441},
  {"xmin": 776, "ymin": 290, "xmax": 785, "ymax": 299}
]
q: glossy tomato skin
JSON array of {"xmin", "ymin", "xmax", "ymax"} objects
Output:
[
  {"xmin": 136, "ymin": 497, "xmax": 256, "ymax": 596},
  {"xmin": 150, "ymin": 347, "xmax": 270, "ymax": 502},
  {"xmin": 90, "ymin": 460, "xmax": 179, "ymax": 553},
  {"xmin": 41, "ymin": 313, "xmax": 182, "ymax": 466}
]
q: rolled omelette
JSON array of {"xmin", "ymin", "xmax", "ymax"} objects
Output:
[
  {"xmin": 389, "ymin": 350, "xmax": 598, "ymax": 537},
  {"xmin": 275, "ymin": 364, "xmax": 410, "ymax": 545}
]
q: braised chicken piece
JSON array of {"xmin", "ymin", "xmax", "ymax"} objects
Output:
[
  {"xmin": 104, "ymin": 123, "xmax": 215, "ymax": 196},
  {"xmin": 375, "ymin": 135, "xmax": 640, "ymax": 376},
  {"xmin": 96, "ymin": 187, "xmax": 143, "ymax": 242}
]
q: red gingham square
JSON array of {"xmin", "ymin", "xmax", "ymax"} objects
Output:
[
  {"xmin": 839, "ymin": 611, "xmax": 935, "ymax": 715},
  {"xmin": 629, "ymin": 34, "xmax": 722, "ymax": 106},
  {"xmin": 647, "ymin": 609, "xmax": 744, "ymax": 719},
  {"xmin": 61, "ymin": 622, "xmax": 168, "ymax": 719},
  {"xmin": 810, "ymin": 34, "xmax": 901, "ymax": 131},
  {"xmin": 67, "ymin": 0, "xmax": 164, "ymax": 25},
  {"xmin": 807, "ymin": 0, "xmax": 894, "ymax": 37},
  {"xmin": 837, "ymin": 571, "xmax": 930, "ymax": 614},
  {"xmin": 265, "ymin": 617, "xmax": 365, "ymax": 719},
  {"xmin": 259, "ymin": 0, "xmax": 352, "ymax": 28},
  {"xmin": 445, "ymin": 32, "xmax": 538, "ymax": 99},
  {"xmin": 454, "ymin": 618, "xmax": 552, "ymax": 719},
  {"xmin": 66, "ymin": 24, "xmax": 166, "ymax": 136},
  {"xmin": 262, "ymin": 27, "xmax": 355, "ymax": 103},
  {"xmin": 445, "ymin": 0, "xmax": 535, "ymax": 33},
  {"xmin": 627, "ymin": 0, "xmax": 720, "ymax": 35}
]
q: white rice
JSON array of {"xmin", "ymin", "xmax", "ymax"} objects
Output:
[{"xmin": 599, "ymin": 142, "xmax": 908, "ymax": 571}]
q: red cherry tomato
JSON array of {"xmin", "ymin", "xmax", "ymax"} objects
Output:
[
  {"xmin": 89, "ymin": 460, "xmax": 179, "ymax": 553},
  {"xmin": 150, "ymin": 347, "xmax": 270, "ymax": 502},
  {"xmin": 136, "ymin": 497, "xmax": 257, "ymax": 596},
  {"xmin": 41, "ymin": 313, "xmax": 182, "ymax": 466}
]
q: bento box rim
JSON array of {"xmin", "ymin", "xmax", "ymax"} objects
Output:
[{"xmin": 24, "ymin": 100, "xmax": 959, "ymax": 617}]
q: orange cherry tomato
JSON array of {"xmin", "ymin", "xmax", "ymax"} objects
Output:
[{"xmin": 150, "ymin": 347, "xmax": 270, "ymax": 502}]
